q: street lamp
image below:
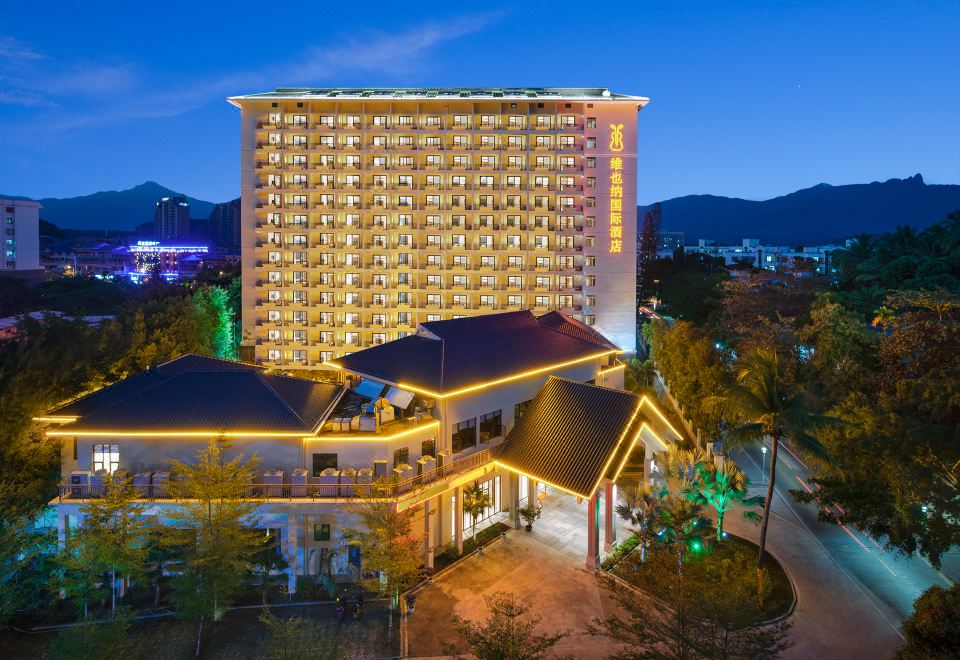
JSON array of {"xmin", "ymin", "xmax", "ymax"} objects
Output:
[{"xmin": 761, "ymin": 445, "xmax": 768, "ymax": 485}]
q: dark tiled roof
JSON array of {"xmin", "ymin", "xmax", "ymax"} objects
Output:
[
  {"xmin": 495, "ymin": 377, "xmax": 645, "ymax": 498},
  {"xmin": 536, "ymin": 311, "xmax": 619, "ymax": 350},
  {"xmin": 330, "ymin": 311, "xmax": 618, "ymax": 394},
  {"xmin": 48, "ymin": 354, "xmax": 343, "ymax": 434}
]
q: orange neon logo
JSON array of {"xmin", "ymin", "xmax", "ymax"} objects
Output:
[{"xmin": 609, "ymin": 123, "xmax": 624, "ymax": 152}]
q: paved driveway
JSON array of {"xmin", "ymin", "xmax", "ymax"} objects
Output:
[{"xmin": 406, "ymin": 531, "xmax": 626, "ymax": 658}]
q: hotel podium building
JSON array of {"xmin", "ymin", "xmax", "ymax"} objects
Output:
[{"xmin": 227, "ymin": 88, "xmax": 648, "ymax": 367}]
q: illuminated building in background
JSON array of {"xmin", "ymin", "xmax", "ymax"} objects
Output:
[
  {"xmin": 129, "ymin": 241, "xmax": 208, "ymax": 282},
  {"xmin": 154, "ymin": 195, "xmax": 191, "ymax": 240},
  {"xmin": 227, "ymin": 88, "xmax": 647, "ymax": 368}
]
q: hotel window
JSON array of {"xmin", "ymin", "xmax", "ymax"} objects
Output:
[
  {"xmin": 507, "ymin": 295, "xmax": 522, "ymax": 307},
  {"xmin": 372, "ymin": 295, "xmax": 386, "ymax": 309},
  {"xmin": 344, "ymin": 273, "xmax": 360, "ymax": 286},
  {"xmin": 585, "ymin": 176, "xmax": 596, "ymax": 189},
  {"xmin": 507, "ymin": 115, "xmax": 523, "ymax": 128},
  {"xmin": 534, "ymin": 176, "xmax": 549, "ymax": 189},
  {"xmin": 535, "ymin": 115, "xmax": 551, "ymax": 128},
  {"xmin": 585, "ymin": 197, "xmax": 596, "ymax": 208},
  {"xmin": 534, "ymin": 135, "xmax": 551, "ymax": 148},
  {"xmin": 268, "ymin": 290, "xmax": 281, "ymax": 302},
  {"xmin": 344, "ymin": 253, "xmax": 361, "ymax": 266},
  {"xmin": 372, "ymin": 156, "xmax": 387, "ymax": 168},
  {"xmin": 480, "ymin": 295, "xmax": 495, "ymax": 307},
  {"xmin": 343, "ymin": 114, "xmax": 360, "ymax": 128},
  {"xmin": 479, "ymin": 410, "xmax": 502, "ymax": 443},
  {"xmin": 398, "ymin": 312, "xmax": 412, "ymax": 325},
  {"xmin": 560, "ymin": 115, "xmax": 576, "ymax": 127},
  {"xmin": 535, "ymin": 296, "xmax": 550, "ymax": 308},
  {"xmin": 534, "ymin": 216, "xmax": 549, "ymax": 229},
  {"xmin": 399, "ymin": 155, "xmax": 415, "ymax": 167},
  {"xmin": 586, "ymin": 315, "xmax": 596, "ymax": 326},
  {"xmin": 535, "ymin": 256, "xmax": 551, "ymax": 269},
  {"xmin": 424, "ymin": 115, "xmax": 441, "ymax": 127},
  {"xmin": 535, "ymin": 276, "xmax": 550, "ymax": 288},
  {"xmin": 398, "ymin": 135, "xmax": 413, "ymax": 148},
  {"xmin": 319, "ymin": 312, "xmax": 334, "ymax": 324},
  {"xmin": 372, "ymin": 115, "xmax": 387, "ymax": 127},
  {"xmin": 397, "ymin": 234, "xmax": 413, "ymax": 247},
  {"xmin": 427, "ymin": 235, "xmax": 441, "ymax": 248},
  {"xmin": 320, "ymin": 350, "xmax": 334, "ymax": 362},
  {"xmin": 514, "ymin": 398, "xmax": 533, "ymax": 421},
  {"xmin": 426, "ymin": 314, "xmax": 441, "ymax": 322},
  {"xmin": 292, "ymin": 134, "xmax": 307, "ymax": 147},
  {"xmin": 319, "ymin": 115, "xmax": 334, "ymax": 127},
  {"xmin": 268, "ymin": 310, "xmax": 281, "ymax": 322},
  {"xmin": 455, "ymin": 155, "xmax": 471, "ymax": 168},
  {"xmin": 480, "ymin": 114, "xmax": 496, "ymax": 127},
  {"xmin": 480, "ymin": 275, "xmax": 495, "ymax": 288},
  {"xmin": 586, "ymin": 157, "xmax": 597, "ymax": 168},
  {"xmin": 481, "ymin": 255, "xmax": 496, "ymax": 268},
  {"xmin": 507, "ymin": 136, "xmax": 524, "ymax": 150},
  {"xmin": 293, "ymin": 311, "xmax": 306, "ymax": 324},
  {"xmin": 586, "ymin": 237, "xmax": 595, "ymax": 248},
  {"xmin": 508, "ymin": 155, "xmax": 524, "ymax": 169},
  {"xmin": 452, "ymin": 275, "xmax": 468, "ymax": 288},
  {"xmin": 508, "ymin": 256, "xmax": 523, "ymax": 269},
  {"xmin": 452, "ymin": 294, "xmax": 468, "ymax": 307},
  {"xmin": 92, "ymin": 444, "xmax": 119, "ymax": 473},
  {"xmin": 535, "ymin": 156, "xmax": 551, "ymax": 169},
  {"xmin": 587, "ymin": 117, "xmax": 597, "ymax": 128},
  {"xmin": 345, "ymin": 292, "xmax": 360, "ymax": 306},
  {"xmin": 534, "ymin": 195, "xmax": 550, "ymax": 209},
  {"xmin": 479, "ymin": 155, "xmax": 496, "ymax": 168},
  {"xmin": 427, "ymin": 294, "xmax": 441, "ymax": 307},
  {"xmin": 558, "ymin": 295, "xmax": 574, "ymax": 308},
  {"xmin": 586, "ymin": 295, "xmax": 596, "ymax": 306},
  {"xmin": 453, "ymin": 114, "xmax": 468, "ymax": 127},
  {"xmin": 268, "ymin": 349, "xmax": 281, "ymax": 362},
  {"xmin": 423, "ymin": 136, "xmax": 441, "ymax": 149},
  {"xmin": 268, "ymin": 270, "xmax": 281, "ymax": 284},
  {"xmin": 398, "ymin": 254, "xmax": 412, "ymax": 267},
  {"xmin": 508, "ymin": 275, "xmax": 522, "ymax": 288},
  {"xmin": 586, "ymin": 275, "xmax": 597, "ymax": 287},
  {"xmin": 372, "ymin": 255, "xmax": 387, "ymax": 269},
  {"xmin": 586, "ymin": 216, "xmax": 596, "ymax": 228},
  {"xmin": 397, "ymin": 114, "xmax": 413, "ymax": 126},
  {"xmin": 398, "ymin": 292, "xmax": 411, "ymax": 305},
  {"xmin": 318, "ymin": 136, "xmax": 334, "ymax": 148},
  {"xmin": 506, "ymin": 235, "xmax": 521, "ymax": 249},
  {"xmin": 344, "ymin": 155, "xmax": 360, "ymax": 168},
  {"xmin": 292, "ymin": 271, "xmax": 307, "ymax": 285},
  {"xmin": 425, "ymin": 175, "xmax": 441, "ymax": 188},
  {"xmin": 291, "ymin": 350, "xmax": 306, "ymax": 363},
  {"xmin": 314, "ymin": 523, "xmax": 332, "ymax": 542},
  {"xmin": 427, "ymin": 275, "xmax": 441, "ymax": 287},
  {"xmin": 480, "ymin": 135, "xmax": 496, "ymax": 149},
  {"xmin": 452, "ymin": 418, "xmax": 477, "ymax": 453},
  {"xmin": 453, "ymin": 255, "xmax": 469, "ymax": 269},
  {"xmin": 312, "ymin": 453, "xmax": 337, "ymax": 476},
  {"xmin": 291, "ymin": 291, "xmax": 306, "ymax": 304},
  {"xmin": 398, "ymin": 214, "xmax": 412, "ymax": 227},
  {"xmin": 372, "ymin": 333, "xmax": 387, "ymax": 345},
  {"xmin": 586, "ymin": 137, "xmax": 597, "ymax": 149},
  {"xmin": 505, "ymin": 175, "xmax": 521, "ymax": 189},
  {"xmin": 344, "ymin": 332, "xmax": 359, "ymax": 345}
]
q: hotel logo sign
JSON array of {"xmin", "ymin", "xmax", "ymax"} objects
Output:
[{"xmin": 609, "ymin": 123, "xmax": 624, "ymax": 152}]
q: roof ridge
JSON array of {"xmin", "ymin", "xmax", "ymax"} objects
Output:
[
  {"xmin": 549, "ymin": 375, "xmax": 639, "ymax": 399},
  {"xmin": 256, "ymin": 371, "xmax": 312, "ymax": 427},
  {"xmin": 159, "ymin": 353, "xmax": 264, "ymax": 370}
]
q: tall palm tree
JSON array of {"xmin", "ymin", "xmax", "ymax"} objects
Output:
[
  {"xmin": 708, "ymin": 349, "xmax": 831, "ymax": 593},
  {"xmin": 615, "ymin": 483, "xmax": 661, "ymax": 563}
]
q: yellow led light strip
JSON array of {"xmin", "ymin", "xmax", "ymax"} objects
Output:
[
  {"xmin": 492, "ymin": 460, "xmax": 593, "ymax": 500},
  {"xmin": 46, "ymin": 430, "xmax": 308, "ymax": 438},
  {"xmin": 304, "ymin": 420, "xmax": 440, "ymax": 442},
  {"xmin": 33, "ymin": 416, "xmax": 78, "ymax": 423},
  {"xmin": 585, "ymin": 400, "xmax": 645, "ymax": 498},
  {"xmin": 598, "ymin": 364, "xmax": 626, "ymax": 375},
  {"xmin": 398, "ymin": 350, "xmax": 619, "ymax": 399},
  {"xmin": 637, "ymin": 395, "xmax": 683, "ymax": 439}
]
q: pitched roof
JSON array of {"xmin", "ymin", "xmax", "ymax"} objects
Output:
[
  {"xmin": 329, "ymin": 311, "xmax": 619, "ymax": 395},
  {"xmin": 229, "ymin": 87, "xmax": 648, "ymax": 103},
  {"xmin": 47, "ymin": 354, "xmax": 343, "ymax": 434},
  {"xmin": 495, "ymin": 378, "xmax": 672, "ymax": 499}
]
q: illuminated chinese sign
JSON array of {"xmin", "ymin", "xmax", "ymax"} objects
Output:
[{"xmin": 608, "ymin": 123, "xmax": 625, "ymax": 253}]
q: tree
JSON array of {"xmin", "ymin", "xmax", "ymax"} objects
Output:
[
  {"xmin": 345, "ymin": 499, "xmax": 423, "ymax": 596},
  {"xmin": 78, "ymin": 474, "xmax": 149, "ymax": 616},
  {"xmin": 708, "ymin": 349, "xmax": 832, "ymax": 594},
  {"xmin": 589, "ymin": 550, "xmax": 791, "ymax": 660},
  {"xmin": 258, "ymin": 606, "xmax": 340, "ymax": 660},
  {"xmin": 163, "ymin": 439, "xmax": 263, "ymax": 619},
  {"xmin": 450, "ymin": 591, "xmax": 569, "ymax": 660},
  {"xmin": 462, "ymin": 482, "xmax": 491, "ymax": 545},
  {"xmin": 654, "ymin": 447, "xmax": 709, "ymax": 586},
  {"xmin": 624, "ymin": 358, "xmax": 656, "ymax": 393},
  {"xmin": 0, "ymin": 522, "xmax": 54, "ymax": 626},
  {"xmin": 615, "ymin": 483, "xmax": 661, "ymax": 563},
  {"xmin": 691, "ymin": 460, "xmax": 762, "ymax": 540},
  {"xmin": 896, "ymin": 584, "xmax": 960, "ymax": 660}
]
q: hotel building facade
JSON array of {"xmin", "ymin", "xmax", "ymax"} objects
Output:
[{"xmin": 228, "ymin": 88, "xmax": 648, "ymax": 368}]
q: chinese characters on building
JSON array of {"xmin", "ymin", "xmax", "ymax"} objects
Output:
[{"xmin": 608, "ymin": 123, "xmax": 624, "ymax": 254}]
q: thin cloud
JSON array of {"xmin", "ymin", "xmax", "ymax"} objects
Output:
[
  {"xmin": 5, "ymin": 13, "xmax": 504, "ymax": 132},
  {"xmin": 0, "ymin": 36, "xmax": 43, "ymax": 60}
]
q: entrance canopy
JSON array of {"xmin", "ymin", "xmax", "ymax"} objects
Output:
[{"xmin": 495, "ymin": 377, "xmax": 680, "ymax": 500}]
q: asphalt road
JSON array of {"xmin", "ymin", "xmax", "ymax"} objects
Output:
[{"xmin": 732, "ymin": 441, "xmax": 956, "ymax": 625}]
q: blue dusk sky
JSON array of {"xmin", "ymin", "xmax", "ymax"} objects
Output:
[{"xmin": 0, "ymin": 0, "xmax": 957, "ymax": 204}]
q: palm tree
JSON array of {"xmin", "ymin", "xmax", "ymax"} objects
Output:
[
  {"xmin": 654, "ymin": 448, "xmax": 708, "ymax": 584},
  {"xmin": 708, "ymin": 349, "xmax": 831, "ymax": 593},
  {"xmin": 615, "ymin": 484, "xmax": 661, "ymax": 563},
  {"xmin": 871, "ymin": 305, "xmax": 895, "ymax": 333},
  {"xmin": 691, "ymin": 459, "xmax": 763, "ymax": 539},
  {"xmin": 463, "ymin": 482, "xmax": 491, "ymax": 546}
]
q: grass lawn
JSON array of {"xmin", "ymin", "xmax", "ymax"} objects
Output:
[{"xmin": 610, "ymin": 532, "xmax": 794, "ymax": 622}]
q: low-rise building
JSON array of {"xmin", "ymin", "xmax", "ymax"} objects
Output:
[
  {"xmin": 1, "ymin": 199, "xmax": 42, "ymax": 276},
  {"xmin": 42, "ymin": 311, "xmax": 679, "ymax": 587},
  {"xmin": 684, "ymin": 238, "xmax": 842, "ymax": 274}
]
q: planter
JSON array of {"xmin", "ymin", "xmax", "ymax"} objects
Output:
[{"xmin": 525, "ymin": 524, "xmax": 533, "ymax": 532}]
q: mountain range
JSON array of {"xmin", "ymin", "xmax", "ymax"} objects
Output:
[
  {"xmin": 1, "ymin": 181, "xmax": 216, "ymax": 231},
  {"xmin": 645, "ymin": 174, "xmax": 960, "ymax": 245},
  {"xmin": 5, "ymin": 174, "xmax": 959, "ymax": 244}
]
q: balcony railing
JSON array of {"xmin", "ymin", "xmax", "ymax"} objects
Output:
[{"xmin": 57, "ymin": 449, "xmax": 493, "ymax": 503}]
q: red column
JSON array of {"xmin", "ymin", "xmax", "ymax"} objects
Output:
[
  {"xmin": 586, "ymin": 490, "xmax": 600, "ymax": 570},
  {"xmin": 604, "ymin": 479, "xmax": 616, "ymax": 551}
]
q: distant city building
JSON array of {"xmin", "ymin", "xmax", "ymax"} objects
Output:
[
  {"xmin": 658, "ymin": 230, "xmax": 685, "ymax": 256},
  {"xmin": 43, "ymin": 239, "xmax": 132, "ymax": 277},
  {"xmin": 1, "ymin": 199, "xmax": 41, "ymax": 275},
  {"xmin": 209, "ymin": 198, "xmax": 241, "ymax": 251},
  {"xmin": 153, "ymin": 195, "xmax": 190, "ymax": 240},
  {"xmin": 128, "ymin": 241, "xmax": 208, "ymax": 282},
  {"xmin": 684, "ymin": 238, "xmax": 842, "ymax": 274}
]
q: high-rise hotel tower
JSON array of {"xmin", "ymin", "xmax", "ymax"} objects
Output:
[{"xmin": 228, "ymin": 88, "xmax": 648, "ymax": 369}]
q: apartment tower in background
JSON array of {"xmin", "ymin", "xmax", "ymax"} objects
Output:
[
  {"xmin": 210, "ymin": 197, "xmax": 242, "ymax": 252},
  {"xmin": 228, "ymin": 88, "xmax": 647, "ymax": 368},
  {"xmin": 154, "ymin": 195, "xmax": 191, "ymax": 240},
  {"xmin": 2, "ymin": 198, "xmax": 41, "ymax": 274}
]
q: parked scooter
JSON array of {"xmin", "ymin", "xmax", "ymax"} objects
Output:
[
  {"xmin": 353, "ymin": 591, "xmax": 364, "ymax": 619},
  {"xmin": 335, "ymin": 593, "xmax": 347, "ymax": 620}
]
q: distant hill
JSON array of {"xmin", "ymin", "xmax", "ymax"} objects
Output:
[
  {"xmin": 645, "ymin": 174, "xmax": 960, "ymax": 246},
  {"xmin": 1, "ymin": 181, "xmax": 216, "ymax": 230}
]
